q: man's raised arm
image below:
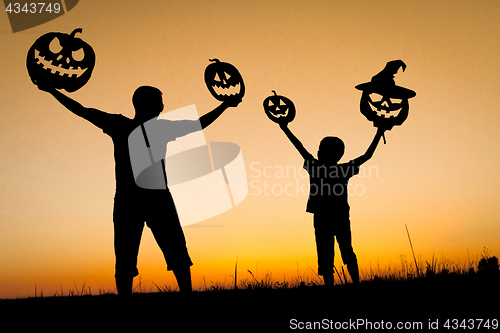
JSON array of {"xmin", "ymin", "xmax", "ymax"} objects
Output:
[
  {"xmin": 39, "ymin": 86, "xmax": 107, "ymax": 127},
  {"xmin": 199, "ymin": 96, "xmax": 242, "ymax": 129}
]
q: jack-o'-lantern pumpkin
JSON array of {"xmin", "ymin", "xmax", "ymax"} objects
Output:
[
  {"xmin": 263, "ymin": 90, "xmax": 296, "ymax": 124},
  {"xmin": 204, "ymin": 58, "xmax": 245, "ymax": 101},
  {"xmin": 356, "ymin": 60, "xmax": 416, "ymax": 131},
  {"xmin": 27, "ymin": 28, "xmax": 95, "ymax": 93}
]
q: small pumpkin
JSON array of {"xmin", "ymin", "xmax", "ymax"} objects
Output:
[
  {"xmin": 356, "ymin": 60, "xmax": 416, "ymax": 131},
  {"xmin": 204, "ymin": 58, "xmax": 245, "ymax": 101},
  {"xmin": 263, "ymin": 90, "xmax": 296, "ymax": 124},
  {"xmin": 27, "ymin": 28, "xmax": 95, "ymax": 93}
]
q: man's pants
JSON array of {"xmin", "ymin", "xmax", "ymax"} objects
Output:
[{"xmin": 113, "ymin": 189, "xmax": 193, "ymax": 279}]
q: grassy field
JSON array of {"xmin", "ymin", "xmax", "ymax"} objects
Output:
[{"xmin": 1, "ymin": 251, "xmax": 499, "ymax": 330}]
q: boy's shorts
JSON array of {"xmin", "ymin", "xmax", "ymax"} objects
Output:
[
  {"xmin": 113, "ymin": 189, "xmax": 193, "ymax": 278},
  {"xmin": 313, "ymin": 212, "xmax": 357, "ymax": 276}
]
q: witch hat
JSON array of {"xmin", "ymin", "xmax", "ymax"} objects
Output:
[{"xmin": 355, "ymin": 60, "xmax": 416, "ymax": 99}]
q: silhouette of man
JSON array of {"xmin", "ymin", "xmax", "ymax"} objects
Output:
[
  {"xmin": 38, "ymin": 84, "xmax": 241, "ymax": 296},
  {"xmin": 279, "ymin": 122, "xmax": 385, "ymax": 286}
]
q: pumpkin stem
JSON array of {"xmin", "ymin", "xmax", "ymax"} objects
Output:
[
  {"xmin": 272, "ymin": 90, "xmax": 277, "ymax": 96},
  {"xmin": 70, "ymin": 28, "xmax": 83, "ymax": 38},
  {"xmin": 208, "ymin": 58, "xmax": 220, "ymax": 63}
]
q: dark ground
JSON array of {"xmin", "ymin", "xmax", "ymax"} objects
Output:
[{"xmin": 1, "ymin": 274, "xmax": 498, "ymax": 331}]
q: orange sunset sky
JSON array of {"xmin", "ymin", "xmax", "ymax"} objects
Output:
[{"xmin": 1, "ymin": 1, "xmax": 499, "ymax": 299}]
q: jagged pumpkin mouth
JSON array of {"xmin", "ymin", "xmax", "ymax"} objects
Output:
[
  {"xmin": 368, "ymin": 93, "xmax": 404, "ymax": 118},
  {"xmin": 212, "ymin": 81, "xmax": 241, "ymax": 98},
  {"xmin": 368, "ymin": 101, "xmax": 402, "ymax": 118},
  {"xmin": 34, "ymin": 49, "xmax": 88, "ymax": 78}
]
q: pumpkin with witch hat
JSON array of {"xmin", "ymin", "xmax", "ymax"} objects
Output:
[{"xmin": 356, "ymin": 60, "xmax": 416, "ymax": 131}]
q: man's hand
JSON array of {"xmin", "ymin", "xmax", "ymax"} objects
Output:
[
  {"xmin": 36, "ymin": 82, "xmax": 55, "ymax": 93},
  {"xmin": 200, "ymin": 96, "xmax": 242, "ymax": 129},
  {"xmin": 221, "ymin": 95, "xmax": 242, "ymax": 108}
]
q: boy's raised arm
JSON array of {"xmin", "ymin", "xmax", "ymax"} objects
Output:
[
  {"xmin": 353, "ymin": 127, "xmax": 386, "ymax": 166},
  {"xmin": 279, "ymin": 122, "xmax": 312, "ymax": 160}
]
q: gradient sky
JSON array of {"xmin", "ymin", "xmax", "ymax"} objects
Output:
[{"xmin": 1, "ymin": 0, "xmax": 499, "ymax": 299}]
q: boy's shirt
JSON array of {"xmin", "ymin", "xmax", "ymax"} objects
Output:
[
  {"xmin": 88, "ymin": 111, "xmax": 199, "ymax": 193},
  {"xmin": 303, "ymin": 153, "xmax": 360, "ymax": 218}
]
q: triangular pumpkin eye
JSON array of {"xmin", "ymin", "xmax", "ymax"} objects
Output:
[
  {"xmin": 268, "ymin": 100, "xmax": 274, "ymax": 106},
  {"xmin": 280, "ymin": 99, "xmax": 286, "ymax": 106},
  {"xmin": 72, "ymin": 48, "xmax": 85, "ymax": 61},
  {"xmin": 214, "ymin": 73, "xmax": 221, "ymax": 82},
  {"xmin": 49, "ymin": 37, "xmax": 63, "ymax": 54},
  {"xmin": 224, "ymin": 72, "xmax": 231, "ymax": 80}
]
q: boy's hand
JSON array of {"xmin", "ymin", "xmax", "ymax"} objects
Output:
[
  {"xmin": 279, "ymin": 122, "xmax": 288, "ymax": 130},
  {"xmin": 222, "ymin": 95, "xmax": 242, "ymax": 108},
  {"xmin": 376, "ymin": 127, "xmax": 387, "ymax": 144}
]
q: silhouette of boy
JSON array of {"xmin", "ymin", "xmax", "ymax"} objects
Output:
[
  {"xmin": 279, "ymin": 122, "xmax": 385, "ymax": 286},
  {"xmin": 38, "ymin": 84, "xmax": 241, "ymax": 296}
]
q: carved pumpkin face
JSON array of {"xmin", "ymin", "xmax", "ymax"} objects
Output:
[
  {"xmin": 356, "ymin": 60, "xmax": 416, "ymax": 131},
  {"xmin": 204, "ymin": 58, "xmax": 245, "ymax": 101},
  {"xmin": 263, "ymin": 91, "xmax": 296, "ymax": 124},
  {"xmin": 359, "ymin": 90, "xmax": 409, "ymax": 130},
  {"xmin": 27, "ymin": 28, "xmax": 95, "ymax": 92}
]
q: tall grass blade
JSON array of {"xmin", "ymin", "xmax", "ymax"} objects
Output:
[
  {"xmin": 308, "ymin": 266, "xmax": 321, "ymax": 284},
  {"xmin": 234, "ymin": 257, "xmax": 238, "ymax": 290},
  {"xmin": 405, "ymin": 223, "xmax": 420, "ymax": 277},
  {"xmin": 81, "ymin": 281, "xmax": 87, "ymax": 296},
  {"xmin": 248, "ymin": 270, "xmax": 259, "ymax": 286},
  {"xmin": 334, "ymin": 265, "xmax": 344, "ymax": 285},
  {"xmin": 341, "ymin": 266, "xmax": 349, "ymax": 284}
]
